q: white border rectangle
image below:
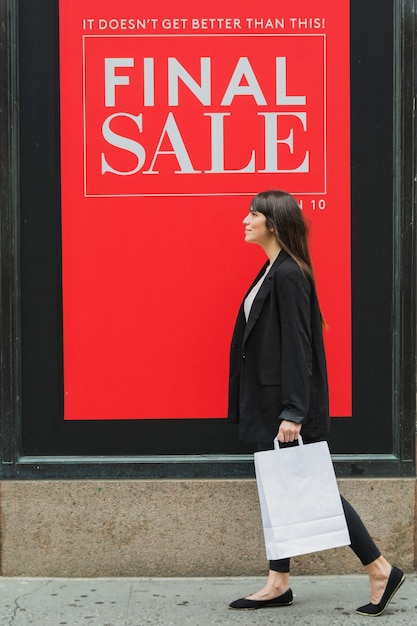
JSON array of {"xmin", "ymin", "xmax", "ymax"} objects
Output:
[{"xmin": 82, "ymin": 34, "xmax": 327, "ymax": 198}]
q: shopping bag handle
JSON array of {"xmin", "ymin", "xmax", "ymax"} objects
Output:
[{"xmin": 273, "ymin": 435, "xmax": 303, "ymax": 450}]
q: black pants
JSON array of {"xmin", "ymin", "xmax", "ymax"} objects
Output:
[{"xmin": 256, "ymin": 442, "xmax": 381, "ymax": 573}]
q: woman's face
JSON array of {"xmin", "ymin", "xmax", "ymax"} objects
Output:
[{"xmin": 243, "ymin": 207, "xmax": 274, "ymax": 246}]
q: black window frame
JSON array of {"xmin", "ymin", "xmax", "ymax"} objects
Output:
[{"xmin": 1, "ymin": 0, "xmax": 416, "ymax": 479}]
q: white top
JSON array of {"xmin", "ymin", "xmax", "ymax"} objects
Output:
[{"xmin": 244, "ymin": 265, "xmax": 271, "ymax": 321}]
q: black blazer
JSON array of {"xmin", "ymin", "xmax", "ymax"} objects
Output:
[{"xmin": 227, "ymin": 250, "xmax": 329, "ymax": 443}]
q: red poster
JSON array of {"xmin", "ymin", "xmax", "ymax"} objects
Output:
[{"xmin": 59, "ymin": 1, "xmax": 351, "ymax": 419}]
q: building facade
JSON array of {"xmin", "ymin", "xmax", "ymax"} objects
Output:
[{"xmin": 1, "ymin": 0, "xmax": 416, "ymax": 576}]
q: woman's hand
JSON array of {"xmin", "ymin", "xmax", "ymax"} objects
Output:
[{"xmin": 277, "ymin": 420, "xmax": 302, "ymax": 443}]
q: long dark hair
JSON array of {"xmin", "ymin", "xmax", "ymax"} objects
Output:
[{"xmin": 251, "ymin": 190, "xmax": 325, "ymax": 324}]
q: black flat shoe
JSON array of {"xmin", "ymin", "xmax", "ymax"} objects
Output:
[
  {"xmin": 229, "ymin": 588, "xmax": 293, "ymax": 610},
  {"xmin": 356, "ymin": 566, "xmax": 405, "ymax": 616}
]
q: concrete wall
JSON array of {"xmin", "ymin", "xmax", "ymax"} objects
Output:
[{"xmin": 0, "ymin": 478, "xmax": 415, "ymax": 577}]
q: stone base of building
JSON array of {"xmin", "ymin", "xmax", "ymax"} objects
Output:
[{"xmin": 0, "ymin": 478, "xmax": 415, "ymax": 576}]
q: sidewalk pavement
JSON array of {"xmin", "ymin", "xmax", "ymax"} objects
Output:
[{"xmin": 0, "ymin": 575, "xmax": 416, "ymax": 626}]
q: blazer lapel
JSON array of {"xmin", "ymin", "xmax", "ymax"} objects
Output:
[{"xmin": 242, "ymin": 250, "xmax": 288, "ymax": 345}]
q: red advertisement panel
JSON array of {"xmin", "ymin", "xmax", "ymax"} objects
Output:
[{"xmin": 59, "ymin": 1, "xmax": 351, "ymax": 419}]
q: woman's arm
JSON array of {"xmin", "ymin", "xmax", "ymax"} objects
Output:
[{"xmin": 274, "ymin": 266, "xmax": 312, "ymax": 441}]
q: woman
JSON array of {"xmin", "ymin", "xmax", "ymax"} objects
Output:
[{"xmin": 227, "ymin": 190, "xmax": 404, "ymax": 616}]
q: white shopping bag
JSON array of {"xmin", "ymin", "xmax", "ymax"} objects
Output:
[{"xmin": 254, "ymin": 437, "xmax": 350, "ymax": 560}]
